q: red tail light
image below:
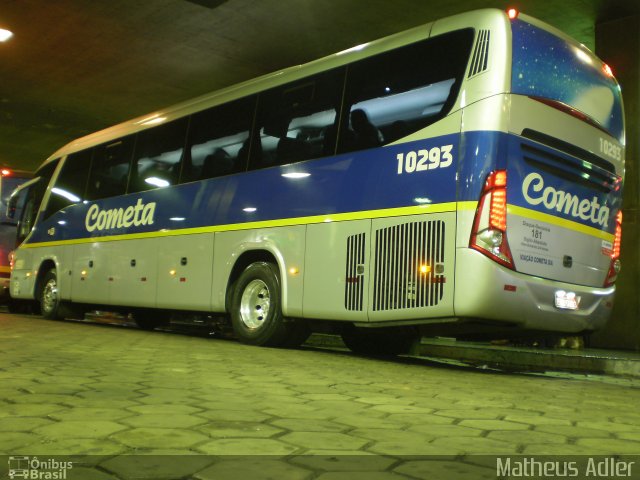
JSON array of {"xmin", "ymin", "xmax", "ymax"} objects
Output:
[
  {"xmin": 604, "ymin": 210, "xmax": 622, "ymax": 287},
  {"xmin": 470, "ymin": 170, "xmax": 514, "ymax": 269}
]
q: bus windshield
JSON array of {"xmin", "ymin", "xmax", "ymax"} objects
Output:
[
  {"xmin": 0, "ymin": 174, "xmax": 31, "ymax": 223},
  {"xmin": 511, "ymin": 19, "xmax": 624, "ymax": 142}
]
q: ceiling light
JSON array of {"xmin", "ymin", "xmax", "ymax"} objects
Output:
[
  {"xmin": 281, "ymin": 172, "xmax": 310, "ymax": 179},
  {"xmin": 0, "ymin": 29, "xmax": 13, "ymax": 42},
  {"xmin": 145, "ymin": 177, "xmax": 170, "ymax": 188}
]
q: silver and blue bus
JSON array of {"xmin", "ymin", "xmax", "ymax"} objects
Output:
[{"xmin": 8, "ymin": 9, "xmax": 624, "ymax": 354}]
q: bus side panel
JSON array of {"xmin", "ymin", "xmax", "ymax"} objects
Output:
[
  {"xmin": 156, "ymin": 233, "xmax": 214, "ymax": 311},
  {"xmin": 9, "ymin": 248, "xmax": 35, "ymax": 299},
  {"xmin": 211, "ymin": 226, "xmax": 306, "ymax": 316},
  {"xmin": 303, "ymin": 220, "xmax": 371, "ymax": 321},
  {"xmin": 71, "ymin": 242, "xmax": 113, "ymax": 304},
  {"xmin": 109, "ymin": 238, "xmax": 159, "ymax": 308}
]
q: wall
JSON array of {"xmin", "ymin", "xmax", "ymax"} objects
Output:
[{"xmin": 592, "ymin": 15, "xmax": 640, "ymax": 350}]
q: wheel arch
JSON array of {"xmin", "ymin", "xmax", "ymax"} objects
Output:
[{"xmin": 34, "ymin": 258, "xmax": 57, "ymax": 300}]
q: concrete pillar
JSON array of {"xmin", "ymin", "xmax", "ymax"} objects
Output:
[{"xmin": 592, "ymin": 15, "xmax": 640, "ymax": 350}]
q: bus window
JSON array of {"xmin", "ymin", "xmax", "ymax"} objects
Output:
[
  {"xmin": 13, "ymin": 160, "xmax": 57, "ymax": 246},
  {"xmin": 0, "ymin": 173, "xmax": 32, "ymax": 224},
  {"xmin": 339, "ymin": 29, "xmax": 474, "ymax": 151},
  {"xmin": 252, "ymin": 69, "xmax": 344, "ymax": 169},
  {"xmin": 43, "ymin": 149, "xmax": 92, "ymax": 219},
  {"xmin": 130, "ymin": 118, "xmax": 188, "ymax": 192},
  {"xmin": 183, "ymin": 96, "xmax": 256, "ymax": 183},
  {"xmin": 86, "ymin": 137, "xmax": 134, "ymax": 200}
]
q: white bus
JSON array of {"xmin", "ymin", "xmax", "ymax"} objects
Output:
[{"xmin": 8, "ymin": 9, "xmax": 624, "ymax": 354}]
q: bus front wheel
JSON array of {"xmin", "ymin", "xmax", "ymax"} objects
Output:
[
  {"xmin": 38, "ymin": 269, "xmax": 84, "ymax": 321},
  {"xmin": 39, "ymin": 269, "xmax": 63, "ymax": 320},
  {"xmin": 230, "ymin": 261, "xmax": 293, "ymax": 347}
]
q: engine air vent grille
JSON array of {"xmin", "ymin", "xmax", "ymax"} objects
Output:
[
  {"xmin": 345, "ymin": 233, "xmax": 366, "ymax": 311},
  {"xmin": 373, "ymin": 220, "xmax": 445, "ymax": 311},
  {"xmin": 468, "ymin": 29, "xmax": 490, "ymax": 78}
]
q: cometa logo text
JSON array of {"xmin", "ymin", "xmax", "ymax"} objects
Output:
[
  {"xmin": 85, "ymin": 199, "xmax": 156, "ymax": 232},
  {"xmin": 522, "ymin": 172, "xmax": 610, "ymax": 228}
]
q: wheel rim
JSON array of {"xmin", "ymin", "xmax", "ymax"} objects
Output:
[
  {"xmin": 239, "ymin": 279, "xmax": 270, "ymax": 330},
  {"xmin": 42, "ymin": 278, "xmax": 58, "ymax": 314}
]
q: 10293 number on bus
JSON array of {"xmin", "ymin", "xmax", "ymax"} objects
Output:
[{"xmin": 396, "ymin": 145, "xmax": 453, "ymax": 174}]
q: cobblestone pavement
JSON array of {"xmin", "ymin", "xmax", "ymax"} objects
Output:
[{"xmin": 1, "ymin": 313, "xmax": 639, "ymax": 479}]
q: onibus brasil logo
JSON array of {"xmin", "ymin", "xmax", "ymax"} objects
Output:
[{"xmin": 8, "ymin": 456, "xmax": 73, "ymax": 479}]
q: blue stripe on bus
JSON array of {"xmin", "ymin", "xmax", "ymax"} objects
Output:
[{"xmin": 29, "ymin": 134, "xmax": 460, "ymax": 244}]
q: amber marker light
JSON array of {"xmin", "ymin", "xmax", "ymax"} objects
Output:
[{"xmin": 507, "ymin": 8, "xmax": 519, "ymax": 19}]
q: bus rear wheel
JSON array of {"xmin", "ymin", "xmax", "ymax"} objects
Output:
[
  {"xmin": 230, "ymin": 261, "xmax": 300, "ymax": 347},
  {"xmin": 341, "ymin": 325, "xmax": 419, "ymax": 356}
]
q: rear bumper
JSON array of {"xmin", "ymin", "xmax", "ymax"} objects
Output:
[{"xmin": 454, "ymin": 248, "xmax": 615, "ymax": 333}]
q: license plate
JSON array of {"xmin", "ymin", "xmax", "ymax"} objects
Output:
[{"xmin": 555, "ymin": 290, "xmax": 580, "ymax": 310}]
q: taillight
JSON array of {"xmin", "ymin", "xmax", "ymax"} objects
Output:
[
  {"xmin": 604, "ymin": 210, "xmax": 622, "ymax": 287},
  {"xmin": 470, "ymin": 170, "xmax": 514, "ymax": 269}
]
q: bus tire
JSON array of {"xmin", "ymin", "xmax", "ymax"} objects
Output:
[
  {"xmin": 133, "ymin": 308, "xmax": 168, "ymax": 330},
  {"xmin": 341, "ymin": 325, "xmax": 418, "ymax": 356},
  {"xmin": 230, "ymin": 261, "xmax": 289, "ymax": 347},
  {"xmin": 39, "ymin": 269, "xmax": 69, "ymax": 320}
]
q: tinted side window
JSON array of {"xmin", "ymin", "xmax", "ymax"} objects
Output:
[
  {"xmin": 15, "ymin": 160, "xmax": 57, "ymax": 245},
  {"xmin": 252, "ymin": 69, "xmax": 345, "ymax": 170},
  {"xmin": 44, "ymin": 150, "xmax": 92, "ymax": 219},
  {"xmin": 86, "ymin": 137, "xmax": 134, "ymax": 200},
  {"xmin": 183, "ymin": 96, "xmax": 256, "ymax": 183},
  {"xmin": 129, "ymin": 119, "xmax": 188, "ymax": 192},
  {"xmin": 338, "ymin": 29, "xmax": 474, "ymax": 153}
]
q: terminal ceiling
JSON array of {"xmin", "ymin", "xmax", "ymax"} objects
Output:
[{"xmin": 1, "ymin": 0, "xmax": 638, "ymax": 171}]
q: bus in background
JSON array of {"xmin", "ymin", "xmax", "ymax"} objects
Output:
[
  {"xmin": 7, "ymin": 9, "xmax": 624, "ymax": 354},
  {"xmin": 0, "ymin": 169, "xmax": 32, "ymax": 301}
]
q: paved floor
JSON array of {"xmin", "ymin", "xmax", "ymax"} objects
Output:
[{"xmin": 1, "ymin": 312, "xmax": 639, "ymax": 479}]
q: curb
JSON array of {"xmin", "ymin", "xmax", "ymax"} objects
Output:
[{"xmin": 305, "ymin": 334, "xmax": 640, "ymax": 377}]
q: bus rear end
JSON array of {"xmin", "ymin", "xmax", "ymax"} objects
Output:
[{"xmin": 456, "ymin": 11, "xmax": 624, "ymax": 335}]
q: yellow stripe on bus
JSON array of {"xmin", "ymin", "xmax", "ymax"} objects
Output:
[
  {"xmin": 21, "ymin": 202, "xmax": 458, "ymax": 249},
  {"xmin": 20, "ymin": 201, "xmax": 615, "ymax": 249},
  {"xmin": 0, "ymin": 266, "xmax": 11, "ymax": 274}
]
